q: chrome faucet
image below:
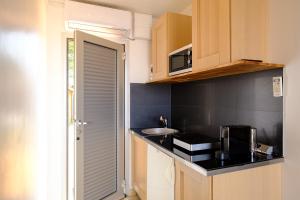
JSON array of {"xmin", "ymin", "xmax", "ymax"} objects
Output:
[{"xmin": 160, "ymin": 115, "xmax": 168, "ymax": 128}]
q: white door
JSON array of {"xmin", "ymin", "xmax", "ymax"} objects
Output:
[{"xmin": 75, "ymin": 30, "xmax": 125, "ymax": 200}]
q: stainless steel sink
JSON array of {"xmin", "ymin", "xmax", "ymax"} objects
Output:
[{"xmin": 141, "ymin": 128, "xmax": 179, "ymax": 135}]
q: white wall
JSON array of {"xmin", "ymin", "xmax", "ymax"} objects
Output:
[
  {"xmin": 128, "ymin": 13, "xmax": 152, "ymax": 83},
  {"xmin": 0, "ymin": 0, "xmax": 48, "ymax": 199},
  {"xmin": 128, "ymin": 39, "xmax": 150, "ymax": 83},
  {"xmin": 180, "ymin": 4, "xmax": 192, "ymax": 16},
  {"xmin": 268, "ymin": 1, "xmax": 300, "ymax": 200},
  {"xmin": 47, "ymin": 1, "xmax": 67, "ymax": 200},
  {"xmin": 126, "ymin": 13, "xmax": 152, "ymax": 195}
]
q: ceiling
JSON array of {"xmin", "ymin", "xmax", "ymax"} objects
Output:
[{"xmin": 76, "ymin": 0, "xmax": 192, "ymax": 17}]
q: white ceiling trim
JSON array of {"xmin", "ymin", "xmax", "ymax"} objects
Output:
[{"xmin": 77, "ymin": 0, "xmax": 192, "ymax": 17}]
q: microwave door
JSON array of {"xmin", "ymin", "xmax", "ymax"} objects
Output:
[
  {"xmin": 169, "ymin": 54, "xmax": 191, "ymax": 76},
  {"xmin": 171, "ymin": 55, "xmax": 186, "ymax": 71}
]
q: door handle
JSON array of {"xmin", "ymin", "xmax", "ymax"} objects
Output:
[
  {"xmin": 75, "ymin": 120, "xmax": 87, "ymax": 141},
  {"xmin": 80, "ymin": 122, "xmax": 88, "ymax": 125},
  {"xmin": 75, "ymin": 120, "xmax": 88, "ymax": 126}
]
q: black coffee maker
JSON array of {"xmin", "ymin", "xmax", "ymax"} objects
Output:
[{"xmin": 215, "ymin": 125, "xmax": 257, "ymax": 160}]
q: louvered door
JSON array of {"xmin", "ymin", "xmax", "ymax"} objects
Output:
[{"xmin": 75, "ymin": 31, "xmax": 124, "ymax": 200}]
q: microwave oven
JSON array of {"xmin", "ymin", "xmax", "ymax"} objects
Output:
[{"xmin": 169, "ymin": 44, "xmax": 192, "ymax": 76}]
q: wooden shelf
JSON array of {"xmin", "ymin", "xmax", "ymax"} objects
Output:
[{"xmin": 148, "ymin": 60, "xmax": 284, "ymax": 84}]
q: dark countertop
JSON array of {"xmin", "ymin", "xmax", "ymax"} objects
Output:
[{"xmin": 130, "ymin": 128, "xmax": 284, "ymax": 176}]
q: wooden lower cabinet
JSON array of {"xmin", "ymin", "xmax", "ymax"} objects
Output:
[
  {"xmin": 175, "ymin": 161, "xmax": 282, "ymax": 200},
  {"xmin": 132, "ymin": 135, "xmax": 148, "ymax": 200},
  {"xmin": 213, "ymin": 164, "xmax": 282, "ymax": 200},
  {"xmin": 131, "ymin": 135, "xmax": 282, "ymax": 200},
  {"xmin": 175, "ymin": 161, "xmax": 212, "ymax": 200}
]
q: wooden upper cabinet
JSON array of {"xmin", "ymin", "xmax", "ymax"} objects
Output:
[
  {"xmin": 167, "ymin": 13, "xmax": 192, "ymax": 54},
  {"xmin": 192, "ymin": 0, "xmax": 231, "ymax": 72},
  {"xmin": 192, "ymin": 0, "xmax": 269, "ymax": 72},
  {"xmin": 151, "ymin": 15, "xmax": 168, "ymax": 81},
  {"xmin": 151, "ymin": 13, "xmax": 192, "ymax": 82},
  {"xmin": 132, "ymin": 135, "xmax": 148, "ymax": 200},
  {"xmin": 231, "ymin": 0, "xmax": 268, "ymax": 62}
]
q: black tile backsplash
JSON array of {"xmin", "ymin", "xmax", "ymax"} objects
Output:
[
  {"xmin": 130, "ymin": 69, "xmax": 283, "ymax": 154},
  {"xmin": 130, "ymin": 83, "xmax": 171, "ymax": 128},
  {"xmin": 171, "ymin": 69, "xmax": 283, "ymax": 154}
]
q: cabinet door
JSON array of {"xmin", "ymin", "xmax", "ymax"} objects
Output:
[
  {"xmin": 175, "ymin": 161, "xmax": 212, "ymax": 200},
  {"xmin": 213, "ymin": 164, "xmax": 282, "ymax": 200},
  {"xmin": 192, "ymin": 0, "xmax": 230, "ymax": 71},
  {"xmin": 167, "ymin": 13, "xmax": 192, "ymax": 53},
  {"xmin": 231, "ymin": 0, "xmax": 268, "ymax": 62},
  {"xmin": 132, "ymin": 135, "xmax": 147, "ymax": 200},
  {"xmin": 151, "ymin": 15, "xmax": 168, "ymax": 81}
]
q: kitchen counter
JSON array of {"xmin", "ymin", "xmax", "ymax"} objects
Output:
[{"xmin": 130, "ymin": 128, "xmax": 284, "ymax": 176}]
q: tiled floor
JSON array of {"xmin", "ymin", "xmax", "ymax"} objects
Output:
[
  {"xmin": 122, "ymin": 189, "xmax": 140, "ymax": 200},
  {"xmin": 123, "ymin": 197, "xmax": 139, "ymax": 200},
  {"xmin": 123, "ymin": 196, "xmax": 140, "ymax": 200}
]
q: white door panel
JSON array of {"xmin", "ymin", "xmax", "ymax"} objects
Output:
[{"xmin": 75, "ymin": 31, "xmax": 124, "ymax": 200}]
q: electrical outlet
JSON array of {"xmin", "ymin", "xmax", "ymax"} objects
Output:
[{"xmin": 273, "ymin": 76, "xmax": 283, "ymax": 97}]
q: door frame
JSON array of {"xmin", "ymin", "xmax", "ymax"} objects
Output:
[{"xmin": 74, "ymin": 30, "xmax": 125, "ymax": 200}]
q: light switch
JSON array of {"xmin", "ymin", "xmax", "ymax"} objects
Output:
[{"xmin": 273, "ymin": 76, "xmax": 283, "ymax": 97}]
